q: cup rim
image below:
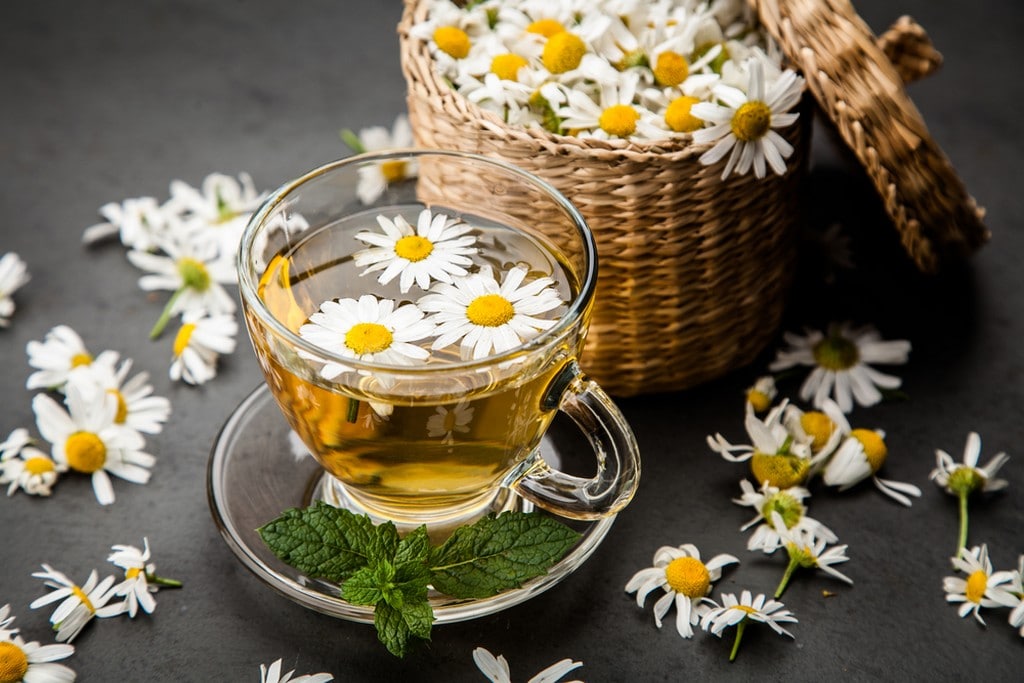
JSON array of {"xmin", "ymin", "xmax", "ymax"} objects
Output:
[{"xmin": 237, "ymin": 148, "xmax": 598, "ymax": 376}]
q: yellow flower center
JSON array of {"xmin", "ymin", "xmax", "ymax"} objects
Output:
[
  {"xmin": 731, "ymin": 101, "xmax": 772, "ymax": 142},
  {"xmin": 965, "ymin": 569, "xmax": 988, "ymax": 603},
  {"xmin": 750, "ymin": 452, "xmax": 809, "ymax": 489},
  {"xmin": 491, "ymin": 53, "xmax": 529, "ymax": 81},
  {"xmin": 394, "ymin": 235, "xmax": 435, "ymax": 262},
  {"xmin": 380, "ymin": 160, "xmax": 408, "ymax": 183},
  {"xmin": 178, "ymin": 257, "xmax": 211, "ymax": 292},
  {"xmin": 653, "ymin": 50, "xmax": 689, "ymax": 86},
  {"xmin": 126, "ymin": 567, "xmax": 142, "ymax": 580},
  {"xmin": 23, "ymin": 456, "xmax": 55, "ymax": 476},
  {"xmin": 665, "ymin": 95, "xmax": 703, "ymax": 133},
  {"xmin": 433, "ymin": 26, "xmax": 470, "ymax": 59},
  {"xmin": 107, "ymin": 388, "xmax": 129, "ymax": 424},
  {"xmin": 71, "ymin": 352, "xmax": 93, "ymax": 368},
  {"xmin": 746, "ymin": 389, "xmax": 772, "ymax": 413},
  {"xmin": 65, "ymin": 431, "xmax": 106, "ymax": 474},
  {"xmin": 71, "ymin": 585, "xmax": 97, "ymax": 614},
  {"xmin": 173, "ymin": 323, "xmax": 196, "ymax": 357},
  {"xmin": 851, "ymin": 429, "xmax": 887, "ymax": 473},
  {"xmin": 598, "ymin": 104, "xmax": 639, "ymax": 137},
  {"xmin": 664, "ymin": 556, "xmax": 710, "ymax": 598},
  {"xmin": 800, "ymin": 411, "xmax": 835, "ymax": 451},
  {"xmin": 344, "ymin": 322, "xmax": 394, "ymax": 355},
  {"xmin": 542, "ymin": 32, "xmax": 586, "ymax": 74},
  {"xmin": 443, "ymin": 410, "xmax": 459, "ymax": 432},
  {"xmin": 526, "ymin": 19, "xmax": 565, "ymax": 37},
  {"xmin": 466, "ymin": 294, "xmax": 515, "ymax": 327},
  {"xmin": 761, "ymin": 492, "xmax": 805, "ymax": 529},
  {"xmin": 736, "ymin": 604, "xmax": 758, "ymax": 615},
  {"xmin": 0, "ymin": 641, "xmax": 29, "ymax": 683},
  {"xmin": 812, "ymin": 335, "xmax": 860, "ymax": 370}
]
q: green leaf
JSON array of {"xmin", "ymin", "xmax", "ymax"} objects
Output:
[
  {"xmin": 374, "ymin": 600, "xmax": 433, "ymax": 658},
  {"xmin": 257, "ymin": 502, "xmax": 377, "ymax": 582},
  {"xmin": 395, "ymin": 525, "xmax": 430, "ymax": 566},
  {"xmin": 428, "ymin": 512, "xmax": 581, "ymax": 599},
  {"xmin": 340, "ymin": 128, "xmax": 365, "ymax": 154},
  {"xmin": 341, "ymin": 563, "xmax": 391, "ymax": 606},
  {"xmin": 371, "ymin": 519, "xmax": 401, "ymax": 562}
]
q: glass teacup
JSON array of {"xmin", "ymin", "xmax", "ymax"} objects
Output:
[{"xmin": 237, "ymin": 150, "xmax": 640, "ymax": 531}]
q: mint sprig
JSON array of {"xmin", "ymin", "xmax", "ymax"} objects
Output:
[{"xmin": 258, "ymin": 502, "xmax": 582, "ymax": 657}]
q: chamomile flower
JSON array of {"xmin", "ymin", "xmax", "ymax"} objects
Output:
[
  {"xmin": 30, "ymin": 566, "xmax": 120, "ymax": 643},
  {"xmin": 298, "ymin": 295, "xmax": 435, "ymax": 379},
  {"xmin": 769, "ymin": 511, "xmax": 853, "ymax": 598},
  {"xmin": 353, "ymin": 210, "xmax": 478, "ymax": 294},
  {"xmin": 426, "ymin": 400, "xmax": 474, "ymax": 445},
  {"xmin": 624, "ymin": 543, "xmax": 739, "ymax": 638},
  {"xmin": 166, "ymin": 172, "xmax": 263, "ymax": 258},
  {"xmin": 81, "ymin": 196, "xmax": 169, "ymax": 251},
  {"xmin": 943, "ymin": 544, "xmax": 1018, "ymax": 625},
  {"xmin": 0, "ymin": 443, "xmax": 65, "ymax": 497},
  {"xmin": 769, "ymin": 322, "xmax": 911, "ymax": 413},
  {"xmin": 781, "ymin": 399, "xmax": 848, "ymax": 468},
  {"xmin": 473, "ymin": 647, "xmax": 582, "ymax": 683},
  {"xmin": 259, "ymin": 658, "xmax": 334, "ymax": 683},
  {"xmin": 32, "ymin": 382, "xmax": 153, "ymax": 506},
  {"xmin": 556, "ymin": 72, "xmax": 665, "ymax": 139},
  {"xmin": 26, "ymin": 325, "xmax": 119, "ymax": 392},
  {"xmin": 1009, "ymin": 556, "xmax": 1024, "ymax": 637},
  {"xmin": 691, "ymin": 59, "xmax": 803, "ymax": 178},
  {"xmin": 822, "ymin": 428, "xmax": 922, "ymax": 506},
  {"xmin": 68, "ymin": 360, "xmax": 171, "ymax": 435},
  {"xmin": 731, "ymin": 479, "xmax": 836, "ymax": 554},
  {"xmin": 744, "ymin": 375, "xmax": 776, "ymax": 413},
  {"xmin": 420, "ymin": 265, "xmax": 564, "ymax": 361},
  {"xmin": 1, "ymin": 429, "xmax": 34, "ymax": 461},
  {"xmin": 341, "ymin": 115, "xmax": 418, "ymax": 205},
  {"xmin": 700, "ymin": 590, "xmax": 797, "ymax": 661},
  {"xmin": 930, "ymin": 432, "xmax": 1009, "ymax": 554},
  {"xmin": 169, "ymin": 311, "xmax": 238, "ymax": 385},
  {"xmin": 0, "ymin": 635, "xmax": 75, "ymax": 683},
  {"xmin": 707, "ymin": 401, "xmax": 813, "ymax": 488},
  {"xmin": 0, "ymin": 604, "xmax": 18, "ymax": 641},
  {"xmin": 0, "ymin": 252, "xmax": 30, "ymax": 327},
  {"xmin": 106, "ymin": 538, "xmax": 181, "ymax": 618}
]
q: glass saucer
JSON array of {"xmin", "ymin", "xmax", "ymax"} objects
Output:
[{"xmin": 207, "ymin": 384, "xmax": 617, "ymax": 625}]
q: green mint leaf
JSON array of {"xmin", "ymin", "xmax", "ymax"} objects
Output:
[
  {"xmin": 341, "ymin": 563, "xmax": 392, "ymax": 606},
  {"xmin": 394, "ymin": 525, "xmax": 430, "ymax": 566},
  {"xmin": 372, "ymin": 519, "xmax": 401, "ymax": 560},
  {"xmin": 428, "ymin": 512, "xmax": 581, "ymax": 599},
  {"xmin": 400, "ymin": 598, "xmax": 434, "ymax": 641},
  {"xmin": 257, "ymin": 502, "xmax": 378, "ymax": 582},
  {"xmin": 374, "ymin": 599, "xmax": 433, "ymax": 658}
]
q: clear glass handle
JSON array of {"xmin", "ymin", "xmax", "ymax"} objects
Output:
[{"xmin": 513, "ymin": 362, "xmax": 641, "ymax": 520}]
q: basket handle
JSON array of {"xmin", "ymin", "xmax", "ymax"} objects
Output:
[{"xmin": 876, "ymin": 15, "xmax": 943, "ymax": 84}]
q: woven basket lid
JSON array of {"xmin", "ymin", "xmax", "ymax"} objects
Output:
[{"xmin": 749, "ymin": 0, "xmax": 989, "ymax": 273}]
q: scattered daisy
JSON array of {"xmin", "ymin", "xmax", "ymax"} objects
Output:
[
  {"xmin": 769, "ymin": 511, "xmax": 853, "ymax": 598},
  {"xmin": 700, "ymin": 590, "xmax": 797, "ymax": 661},
  {"xmin": 166, "ymin": 172, "xmax": 263, "ymax": 259},
  {"xmin": 30, "ymin": 565, "xmax": 120, "ymax": 643},
  {"xmin": 768, "ymin": 322, "xmax": 911, "ymax": 413},
  {"xmin": 32, "ymin": 382, "xmax": 153, "ymax": 506},
  {"xmin": 624, "ymin": 543, "xmax": 738, "ymax": 638},
  {"xmin": 821, "ymin": 427, "xmax": 921, "ymax": 506},
  {"xmin": 420, "ymin": 265, "xmax": 563, "ymax": 361},
  {"xmin": 353, "ymin": 210, "xmax": 478, "ymax": 293},
  {"xmin": 341, "ymin": 115, "xmax": 418, "ymax": 205},
  {"xmin": 0, "ymin": 604, "xmax": 18, "ymax": 641},
  {"xmin": 943, "ymin": 544, "xmax": 1018, "ymax": 625},
  {"xmin": 81, "ymin": 196, "xmax": 170, "ymax": 251},
  {"xmin": 691, "ymin": 59, "xmax": 804, "ymax": 178},
  {"xmin": 0, "ymin": 441, "xmax": 65, "ymax": 497},
  {"xmin": 169, "ymin": 311, "xmax": 238, "ymax": 385},
  {"xmin": 426, "ymin": 400, "xmax": 474, "ymax": 444},
  {"xmin": 731, "ymin": 479, "xmax": 836, "ymax": 554},
  {"xmin": 472, "ymin": 647, "xmax": 582, "ymax": 683},
  {"xmin": 1009, "ymin": 555, "xmax": 1024, "ymax": 637},
  {"xmin": 0, "ymin": 252, "xmax": 30, "ymax": 327},
  {"xmin": 259, "ymin": 658, "xmax": 333, "ymax": 683},
  {"xmin": 298, "ymin": 295, "xmax": 435, "ymax": 379},
  {"xmin": 707, "ymin": 401, "xmax": 813, "ymax": 488},
  {"xmin": 781, "ymin": 399, "xmax": 847, "ymax": 469},
  {"xmin": 68, "ymin": 359, "xmax": 172, "ymax": 435},
  {"xmin": 1, "ymin": 429, "xmax": 34, "ymax": 461},
  {"xmin": 0, "ymin": 635, "xmax": 76, "ymax": 683},
  {"xmin": 744, "ymin": 375, "xmax": 776, "ymax": 413},
  {"xmin": 105, "ymin": 538, "xmax": 182, "ymax": 618},
  {"xmin": 26, "ymin": 325, "xmax": 119, "ymax": 392}
]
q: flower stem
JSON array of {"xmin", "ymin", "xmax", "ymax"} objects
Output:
[
  {"xmin": 956, "ymin": 491, "xmax": 970, "ymax": 557},
  {"xmin": 775, "ymin": 557, "xmax": 799, "ymax": 598},
  {"xmin": 146, "ymin": 573, "xmax": 183, "ymax": 588},
  {"xmin": 149, "ymin": 287, "xmax": 186, "ymax": 339},
  {"xmin": 347, "ymin": 398, "xmax": 360, "ymax": 423},
  {"xmin": 729, "ymin": 619, "xmax": 747, "ymax": 662}
]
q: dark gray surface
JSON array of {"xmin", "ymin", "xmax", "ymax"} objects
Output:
[{"xmin": 1, "ymin": 1, "xmax": 1021, "ymax": 680}]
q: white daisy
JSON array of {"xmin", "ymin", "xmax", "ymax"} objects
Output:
[
  {"xmin": 26, "ymin": 325, "xmax": 119, "ymax": 392},
  {"xmin": 169, "ymin": 311, "xmax": 238, "ymax": 385},
  {"xmin": 706, "ymin": 401, "xmax": 813, "ymax": 489},
  {"xmin": 1, "ymin": 428, "xmax": 35, "ymax": 461},
  {"xmin": 780, "ymin": 398, "xmax": 848, "ymax": 469},
  {"xmin": 555, "ymin": 71, "xmax": 665, "ymax": 139},
  {"xmin": 298, "ymin": 295, "xmax": 435, "ymax": 379},
  {"xmin": 165, "ymin": 171, "xmax": 263, "ymax": 259},
  {"xmin": 0, "ymin": 635, "xmax": 75, "ymax": 683},
  {"xmin": 700, "ymin": 590, "xmax": 797, "ymax": 661},
  {"xmin": 30, "ymin": 565, "xmax": 120, "ymax": 643},
  {"xmin": 731, "ymin": 479, "xmax": 836, "ymax": 554},
  {"xmin": 744, "ymin": 375, "xmax": 776, "ymax": 413},
  {"xmin": 105, "ymin": 538, "xmax": 183, "ymax": 618},
  {"xmin": 81, "ymin": 196, "xmax": 170, "ymax": 251},
  {"xmin": 691, "ymin": 58, "xmax": 803, "ymax": 178},
  {"xmin": 472, "ymin": 647, "xmax": 582, "ymax": 683},
  {"xmin": 822, "ymin": 428, "xmax": 922, "ymax": 506},
  {"xmin": 768, "ymin": 322, "xmax": 911, "ymax": 413},
  {"xmin": 342, "ymin": 115, "xmax": 418, "ymax": 205},
  {"xmin": 769, "ymin": 511, "xmax": 853, "ymax": 597},
  {"xmin": 930, "ymin": 432, "xmax": 1009, "ymax": 498},
  {"xmin": 1008, "ymin": 555, "xmax": 1024, "ymax": 637},
  {"xmin": 426, "ymin": 400, "xmax": 474, "ymax": 445},
  {"xmin": 624, "ymin": 543, "xmax": 739, "ymax": 638},
  {"xmin": 0, "ymin": 604, "xmax": 18, "ymax": 641},
  {"xmin": 943, "ymin": 544, "xmax": 1018, "ymax": 625},
  {"xmin": 353, "ymin": 210, "xmax": 478, "ymax": 294},
  {"xmin": 0, "ymin": 442, "xmax": 65, "ymax": 497},
  {"xmin": 0, "ymin": 252, "xmax": 30, "ymax": 327},
  {"xmin": 420, "ymin": 265, "xmax": 563, "ymax": 361},
  {"xmin": 67, "ymin": 359, "xmax": 171, "ymax": 435},
  {"xmin": 259, "ymin": 658, "xmax": 333, "ymax": 683},
  {"xmin": 32, "ymin": 382, "xmax": 153, "ymax": 506}
]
